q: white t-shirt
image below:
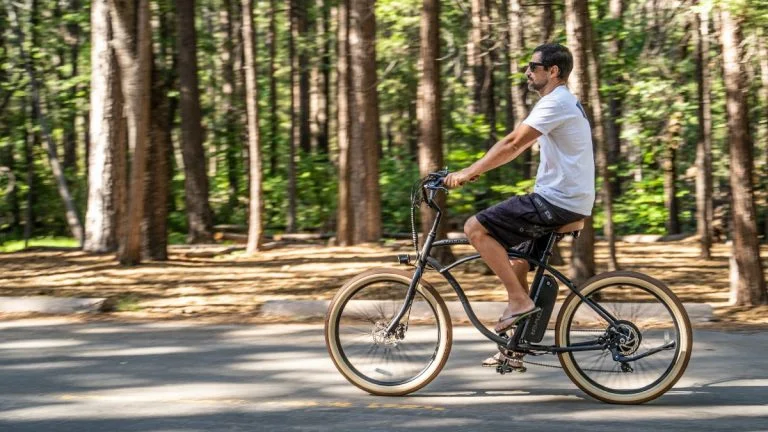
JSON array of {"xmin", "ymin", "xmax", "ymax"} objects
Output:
[{"xmin": 522, "ymin": 85, "xmax": 595, "ymax": 216}]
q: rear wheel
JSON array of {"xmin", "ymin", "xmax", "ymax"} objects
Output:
[
  {"xmin": 324, "ymin": 268, "xmax": 452, "ymax": 396},
  {"xmin": 555, "ymin": 271, "xmax": 692, "ymax": 404}
]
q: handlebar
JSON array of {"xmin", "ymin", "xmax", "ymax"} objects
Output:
[
  {"xmin": 422, "ymin": 169, "xmax": 449, "ymax": 190},
  {"xmin": 420, "ymin": 170, "xmax": 449, "ymax": 208},
  {"xmin": 409, "ymin": 169, "xmax": 450, "ymax": 253}
]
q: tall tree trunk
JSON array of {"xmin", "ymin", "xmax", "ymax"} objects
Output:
[
  {"xmin": 203, "ymin": 3, "xmax": 218, "ymax": 180},
  {"xmin": 467, "ymin": 0, "xmax": 483, "ymax": 115},
  {"xmin": 498, "ymin": 0, "xmax": 514, "ymax": 135},
  {"xmin": 26, "ymin": 0, "xmax": 39, "ymax": 246},
  {"xmin": 565, "ymin": 0, "xmax": 595, "ymax": 285},
  {"xmin": 63, "ymin": 0, "xmax": 81, "ymax": 171},
  {"xmin": 177, "ymin": 0, "xmax": 214, "ymax": 243},
  {"xmin": 142, "ymin": 58, "xmax": 169, "ymax": 260},
  {"xmin": 291, "ymin": 0, "xmax": 311, "ymax": 154},
  {"xmin": 24, "ymin": 113, "xmax": 36, "ymax": 245},
  {"xmin": 85, "ymin": 0, "xmax": 127, "ymax": 253},
  {"xmin": 662, "ymin": 139, "xmax": 680, "ymax": 235},
  {"xmin": 242, "ymin": 0, "xmax": 264, "ymax": 252},
  {"xmin": 158, "ymin": 4, "xmax": 179, "ymax": 218},
  {"xmin": 220, "ymin": 0, "xmax": 239, "ymax": 207},
  {"xmin": 267, "ymin": 0, "xmax": 278, "ymax": 175},
  {"xmin": 165, "ymin": 94, "xmax": 179, "ymax": 218},
  {"xmin": 720, "ymin": 7, "xmax": 766, "ymax": 305},
  {"xmin": 310, "ymin": 0, "xmax": 320, "ymax": 152},
  {"xmin": 286, "ymin": 0, "xmax": 298, "ymax": 232},
  {"xmin": 320, "ymin": 3, "xmax": 331, "ymax": 155},
  {"xmin": 348, "ymin": 0, "xmax": 367, "ymax": 242},
  {"xmin": 299, "ymin": 2, "xmax": 311, "ymax": 155},
  {"xmin": 540, "ymin": 0, "xmax": 554, "ymax": 42},
  {"xmin": 1, "ymin": 144, "xmax": 20, "ymax": 234},
  {"xmin": 7, "ymin": 1, "xmax": 84, "ymax": 245},
  {"xmin": 758, "ymin": 29, "xmax": 768, "ymax": 239},
  {"xmin": 481, "ymin": 0, "xmax": 495, "ymax": 148},
  {"xmin": 336, "ymin": 0, "xmax": 353, "ymax": 245},
  {"xmin": 508, "ymin": 0, "xmax": 531, "ymax": 178},
  {"xmin": 310, "ymin": 0, "xmax": 330, "ymax": 155},
  {"xmin": 110, "ymin": 0, "xmax": 152, "ymax": 265},
  {"xmin": 695, "ymin": 3, "xmax": 714, "ymax": 258},
  {"xmin": 0, "ymin": 20, "xmax": 19, "ymax": 233},
  {"xmin": 408, "ymin": 86, "xmax": 419, "ymax": 157},
  {"xmin": 349, "ymin": 0, "xmax": 381, "ymax": 243},
  {"xmin": 586, "ymin": 14, "xmax": 618, "ymax": 270},
  {"xmin": 605, "ymin": 0, "xmax": 624, "ymax": 197},
  {"xmin": 417, "ymin": 0, "xmax": 452, "ymax": 262}
]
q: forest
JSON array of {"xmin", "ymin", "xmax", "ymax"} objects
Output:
[{"xmin": 0, "ymin": 0, "xmax": 766, "ymax": 305}]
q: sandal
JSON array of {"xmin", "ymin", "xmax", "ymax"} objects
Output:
[
  {"xmin": 494, "ymin": 306, "xmax": 541, "ymax": 333},
  {"xmin": 481, "ymin": 351, "xmax": 525, "ymax": 368}
]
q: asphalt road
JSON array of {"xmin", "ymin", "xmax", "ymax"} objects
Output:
[{"xmin": 0, "ymin": 319, "xmax": 766, "ymax": 431}]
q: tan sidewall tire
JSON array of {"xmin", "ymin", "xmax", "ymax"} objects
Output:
[
  {"xmin": 324, "ymin": 268, "xmax": 452, "ymax": 396},
  {"xmin": 555, "ymin": 271, "xmax": 692, "ymax": 404}
]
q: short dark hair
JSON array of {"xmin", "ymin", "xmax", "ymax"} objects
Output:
[{"xmin": 533, "ymin": 43, "xmax": 573, "ymax": 80}]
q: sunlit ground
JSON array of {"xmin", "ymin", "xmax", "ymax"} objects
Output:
[
  {"xmin": 0, "ymin": 239, "xmax": 766, "ymax": 324},
  {"xmin": 0, "ymin": 322, "xmax": 765, "ymax": 430}
]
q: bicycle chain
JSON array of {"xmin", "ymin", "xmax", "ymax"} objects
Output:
[{"xmin": 513, "ymin": 328, "xmax": 628, "ymax": 374}]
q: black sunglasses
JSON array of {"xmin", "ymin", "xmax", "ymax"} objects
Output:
[{"xmin": 528, "ymin": 61, "xmax": 548, "ymax": 70}]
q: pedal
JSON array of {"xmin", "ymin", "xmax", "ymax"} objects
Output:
[{"xmin": 495, "ymin": 359, "xmax": 527, "ymax": 375}]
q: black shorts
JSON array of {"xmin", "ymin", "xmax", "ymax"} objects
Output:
[{"xmin": 475, "ymin": 193, "xmax": 587, "ymax": 270}]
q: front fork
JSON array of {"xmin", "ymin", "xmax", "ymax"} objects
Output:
[{"xmin": 384, "ymin": 209, "xmax": 442, "ymax": 335}]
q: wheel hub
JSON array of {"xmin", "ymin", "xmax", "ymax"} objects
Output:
[
  {"xmin": 612, "ymin": 320, "xmax": 642, "ymax": 356},
  {"xmin": 372, "ymin": 321, "xmax": 406, "ymax": 346}
]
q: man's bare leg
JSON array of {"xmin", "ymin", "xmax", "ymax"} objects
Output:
[{"xmin": 464, "ymin": 216, "xmax": 536, "ymax": 332}]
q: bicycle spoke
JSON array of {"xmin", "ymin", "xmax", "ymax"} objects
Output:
[
  {"xmin": 566, "ymin": 281, "xmax": 682, "ymax": 391},
  {"xmin": 334, "ymin": 280, "xmax": 442, "ymax": 385}
]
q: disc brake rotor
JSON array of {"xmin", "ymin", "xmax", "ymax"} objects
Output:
[
  {"xmin": 372, "ymin": 321, "xmax": 406, "ymax": 346},
  {"xmin": 613, "ymin": 320, "xmax": 642, "ymax": 356}
]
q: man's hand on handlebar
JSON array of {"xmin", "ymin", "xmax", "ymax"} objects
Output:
[{"xmin": 443, "ymin": 168, "xmax": 479, "ymax": 189}]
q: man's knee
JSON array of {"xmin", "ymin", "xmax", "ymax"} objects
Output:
[
  {"xmin": 509, "ymin": 258, "xmax": 528, "ymax": 273},
  {"xmin": 464, "ymin": 216, "xmax": 485, "ymax": 241}
]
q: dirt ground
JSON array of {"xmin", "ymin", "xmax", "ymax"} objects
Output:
[{"xmin": 1, "ymin": 238, "xmax": 767, "ymax": 327}]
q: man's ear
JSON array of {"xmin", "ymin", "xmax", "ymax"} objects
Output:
[{"xmin": 550, "ymin": 65, "xmax": 561, "ymax": 79}]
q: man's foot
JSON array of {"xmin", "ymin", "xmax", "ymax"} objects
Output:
[
  {"xmin": 481, "ymin": 351, "xmax": 526, "ymax": 368},
  {"xmin": 494, "ymin": 306, "xmax": 541, "ymax": 333}
]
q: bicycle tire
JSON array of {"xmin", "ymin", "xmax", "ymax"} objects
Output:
[
  {"xmin": 555, "ymin": 271, "xmax": 692, "ymax": 404},
  {"xmin": 324, "ymin": 268, "xmax": 452, "ymax": 396}
]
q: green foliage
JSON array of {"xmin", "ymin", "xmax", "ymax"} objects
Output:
[
  {"xmin": 0, "ymin": 236, "xmax": 79, "ymax": 252},
  {"xmin": 260, "ymin": 152, "xmax": 339, "ymax": 233},
  {"xmin": 1, "ymin": 0, "xmax": 767, "ymax": 251},
  {"xmin": 379, "ymin": 148, "xmax": 420, "ymax": 233}
]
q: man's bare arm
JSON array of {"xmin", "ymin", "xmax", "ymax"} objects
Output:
[
  {"xmin": 465, "ymin": 124, "xmax": 542, "ymax": 177},
  {"xmin": 443, "ymin": 124, "xmax": 542, "ymax": 188}
]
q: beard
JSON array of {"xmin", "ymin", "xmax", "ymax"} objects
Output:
[{"xmin": 528, "ymin": 79, "xmax": 546, "ymax": 92}]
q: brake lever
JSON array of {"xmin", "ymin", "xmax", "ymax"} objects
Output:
[{"xmin": 424, "ymin": 177, "xmax": 449, "ymax": 193}]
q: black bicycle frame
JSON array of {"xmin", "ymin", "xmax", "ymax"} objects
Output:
[{"xmin": 386, "ymin": 186, "xmax": 622, "ymax": 355}]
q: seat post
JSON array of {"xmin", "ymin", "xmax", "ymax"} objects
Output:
[{"xmin": 537, "ymin": 232, "xmax": 559, "ymax": 267}]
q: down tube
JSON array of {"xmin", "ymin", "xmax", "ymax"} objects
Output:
[{"xmin": 425, "ymin": 256, "xmax": 508, "ymax": 346}]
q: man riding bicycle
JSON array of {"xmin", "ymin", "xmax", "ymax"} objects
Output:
[{"xmin": 444, "ymin": 43, "xmax": 595, "ymax": 367}]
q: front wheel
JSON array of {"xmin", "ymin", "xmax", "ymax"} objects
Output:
[
  {"xmin": 555, "ymin": 271, "xmax": 692, "ymax": 404},
  {"xmin": 324, "ymin": 268, "xmax": 452, "ymax": 396}
]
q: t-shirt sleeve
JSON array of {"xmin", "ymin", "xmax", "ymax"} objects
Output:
[{"xmin": 522, "ymin": 97, "xmax": 567, "ymax": 135}]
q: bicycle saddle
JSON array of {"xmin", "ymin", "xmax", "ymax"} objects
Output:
[{"xmin": 556, "ymin": 219, "xmax": 585, "ymax": 234}]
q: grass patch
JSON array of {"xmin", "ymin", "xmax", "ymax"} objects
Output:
[
  {"xmin": 169, "ymin": 232, "xmax": 187, "ymax": 245},
  {"xmin": 113, "ymin": 294, "xmax": 143, "ymax": 312},
  {"xmin": 0, "ymin": 237, "xmax": 80, "ymax": 253}
]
